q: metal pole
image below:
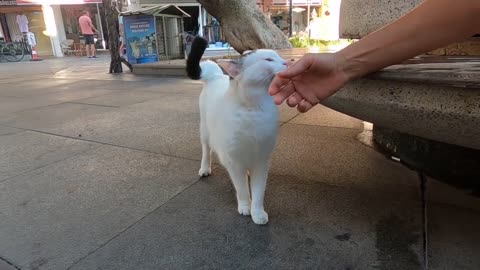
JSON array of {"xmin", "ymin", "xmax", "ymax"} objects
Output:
[
  {"xmin": 181, "ymin": 17, "xmax": 186, "ymax": 59},
  {"xmin": 162, "ymin": 16, "xmax": 168, "ymax": 60},
  {"xmin": 198, "ymin": 4, "xmax": 203, "ymax": 36},
  {"xmin": 289, "ymin": 0, "xmax": 293, "ymax": 37},
  {"xmin": 307, "ymin": 0, "xmax": 310, "ymax": 39},
  {"xmin": 96, "ymin": 3, "xmax": 106, "ymax": 49},
  {"xmin": 154, "ymin": 16, "xmax": 159, "ymax": 61}
]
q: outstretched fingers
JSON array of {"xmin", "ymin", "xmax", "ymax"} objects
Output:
[
  {"xmin": 269, "ymin": 78, "xmax": 295, "ymax": 105},
  {"xmin": 276, "ymin": 55, "xmax": 313, "ymax": 78}
]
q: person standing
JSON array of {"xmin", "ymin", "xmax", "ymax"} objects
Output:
[{"xmin": 78, "ymin": 10, "xmax": 98, "ymax": 59}]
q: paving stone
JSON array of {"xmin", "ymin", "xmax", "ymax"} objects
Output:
[
  {"xmin": 278, "ymin": 103, "xmax": 299, "ymax": 123},
  {"xmin": 289, "ymin": 104, "xmax": 363, "ymax": 129},
  {"xmin": 0, "ymin": 126, "xmax": 22, "ymax": 136},
  {"xmin": 0, "ymin": 259, "xmax": 18, "ymax": 270},
  {"xmin": 271, "ymin": 123, "xmax": 420, "ymax": 199},
  {"xmin": 70, "ymin": 170, "xmax": 423, "ymax": 270},
  {"xmin": 0, "ymin": 131, "xmax": 97, "ymax": 181},
  {"xmin": 0, "ymin": 102, "xmax": 116, "ymax": 130},
  {"xmin": 428, "ymin": 204, "xmax": 480, "ymax": 270},
  {"xmin": 0, "ymin": 79, "xmax": 76, "ymax": 97},
  {"xmin": 0, "ymin": 88, "xmax": 113, "ymax": 115},
  {"xmin": 71, "ymin": 91, "xmax": 168, "ymax": 107},
  {"xmin": 140, "ymin": 80, "xmax": 203, "ymax": 96},
  {"xmin": 0, "ymin": 145, "xmax": 207, "ymax": 270},
  {"xmin": 427, "ymin": 177, "xmax": 480, "ymax": 212}
]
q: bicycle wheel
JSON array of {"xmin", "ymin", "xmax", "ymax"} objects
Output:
[{"xmin": 2, "ymin": 42, "xmax": 25, "ymax": 62}]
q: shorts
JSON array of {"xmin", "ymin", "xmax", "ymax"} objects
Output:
[{"xmin": 84, "ymin": 34, "xmax": 94, "ymax": 45}]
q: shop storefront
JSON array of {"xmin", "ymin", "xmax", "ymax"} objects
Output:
[
  {"xmin": 136, "ymin": 1, "xmax": 200, "ymax": 33},
  {"xmin": 257, "ymin": 0, "xmax": 341, "ymax": 40},
  {"xmin": 0, "ymin": 2, "xmax": 53, "ymax": 56},
  {"xmin": 264, "ymin": 1, "xmax": 324, "ymax": 36},
  {"xmin": 60, "ymin": 2, "xmax": 106, "ymax": 50},
  {"xmin": 120, "ymin": 4, "xmax": 190, "ymax": 62},
  {"xmin": 1, "ymin": 0, "xmax": 106, "ymax": 57},
  {"xmin": 136, "ymin": 1, "xmax": 227, "ymax": 48}
]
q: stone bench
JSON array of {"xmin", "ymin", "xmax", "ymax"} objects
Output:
[
  {"xmin": 133, "ymin": 60, "xmax": 187, "ymax": 77},
  {"xmin": 321, "ymin": 56, "xmax": 480, "ymax": 189},
  {"xmin": 338, "ymin": 0, "xmax": 479, "ymax": 189},
  {"xmin": 323, "ymin": 56, "xmax": 480, "ymax": 151}
]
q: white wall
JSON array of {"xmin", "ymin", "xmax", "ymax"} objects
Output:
[
  {"xmin": 42, "ymin": 4, "xmax": 64, "ymax": 57},
  {"xmin": 53, "ymin": 5, "xmax": 67, "ymax": 48}
]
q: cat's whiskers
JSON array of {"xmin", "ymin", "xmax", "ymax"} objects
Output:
[{"xmin": 258, "ymin": 73, "xmax": 275, "ymax": 85}]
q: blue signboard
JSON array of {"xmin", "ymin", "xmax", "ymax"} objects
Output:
[{"xmin": 123, "ymin": 15, "xmax": 158, "ymax": 64}]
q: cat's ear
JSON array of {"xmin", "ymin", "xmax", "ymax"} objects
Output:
[{"xmin": 217, "ymin": 59, "xmax": 241, "ymax": 78}]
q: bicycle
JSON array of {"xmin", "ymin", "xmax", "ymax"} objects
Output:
[{"xmin": 0, "ymin": 40, "xmax": 26, "ymax": 62}]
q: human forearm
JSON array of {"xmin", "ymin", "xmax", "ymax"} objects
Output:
[
  {"xmin": 337, "ymin": 0, "xmax": 480, "ymax": 80},
  {"xmin": 89, "ymin": 21, "xmax": 98, "ymax": 33}
]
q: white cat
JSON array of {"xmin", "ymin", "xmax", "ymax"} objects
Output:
[{"xmin": 186, "ymin": 37, "xmax": 288, "ymax": 225}]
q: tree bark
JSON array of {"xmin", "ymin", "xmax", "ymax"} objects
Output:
[
  {"xmin": 197, "ymin": 0, "xmax": 292, "ymax": 53},
  {"xmin": 102, "ymin": 0, "xmax": 132, "ymax": 73}
]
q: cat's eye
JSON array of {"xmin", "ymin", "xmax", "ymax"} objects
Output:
[{"xmin": 265, "ymin": 58, "xmax": 274, "ymax": 62}]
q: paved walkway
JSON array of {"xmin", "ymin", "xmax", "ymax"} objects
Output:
[{"xmin": 0, "ymin": 57, "xmax": 479, "ymax": 270}]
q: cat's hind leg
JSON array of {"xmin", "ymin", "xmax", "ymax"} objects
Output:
[{"xmin": 198, "ymin": 120, "xmax": 212, "ymax": 177}]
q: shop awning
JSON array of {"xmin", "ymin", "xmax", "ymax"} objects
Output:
[{"xmin": 119, "ymin": 4, "xmax": 191, "ymax": 17}]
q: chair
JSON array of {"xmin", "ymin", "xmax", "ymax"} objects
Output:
[
  {"xmin": 73, "ymin": 39, "xmax": 86, "ymax": 57},
  {"xmin": 61, "ymin": 39, "xmax": 74, "ymax": 56}
]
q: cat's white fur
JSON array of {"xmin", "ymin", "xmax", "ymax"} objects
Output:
[{"xmin": 197, "ymin": 50, "xmax": 288, "ymax": 225}]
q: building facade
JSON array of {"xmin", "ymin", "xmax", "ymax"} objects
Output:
[
  {"xmin": 0, "ymin": 0, "xmax": 107, "ymax": 57},
  {"xmin": 0, "ymin": 0, "xmax": 55, "ymax": 56},
  {"xmin": 135, "ymin": 0, "xmax": 341, "ymax": 49},
  {"xmin": 0, "ymin": 0, "xmax": 341, "ymax": 58},
  {"xmin": 257, "ymin": 0, "xmax": 341, "ymax": 40},
  {"xmin": 136, "ymin": 0, "xmax": 216, "ymax": 44}
]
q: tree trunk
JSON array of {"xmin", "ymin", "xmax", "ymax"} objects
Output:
[
  {"xmin": 198, "ymin": 0, "xmax": 292, "ymax": 53},
  {"xmin": 102, "ymin": 0, "xmax": 132, "ymax": 73}
]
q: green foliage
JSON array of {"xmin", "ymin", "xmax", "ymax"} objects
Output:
[{"xmin": 289, "ymin": 36, "xmax": 355, "ymax": 49}]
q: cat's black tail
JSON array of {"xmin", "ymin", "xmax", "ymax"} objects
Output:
[{"xmin": 186, "ymin": 36, "xmax": 208, "ymax": 80}]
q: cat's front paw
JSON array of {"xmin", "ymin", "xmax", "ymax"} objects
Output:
[
  {"xmin": 238, "ymin": 204, "xmax": 251, "ymax": 216},
  {"xmin": 198, "ymin": 167, "xmax": 211, "ymax": 177},
  {"xmin": 251, "ymin": 209, "xmax": 269, "ymax": 225}
]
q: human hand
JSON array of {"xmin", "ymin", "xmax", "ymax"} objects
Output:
[{"xmin": 269, "ymin": 53, "xmax": 349, "ymax": 112}]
